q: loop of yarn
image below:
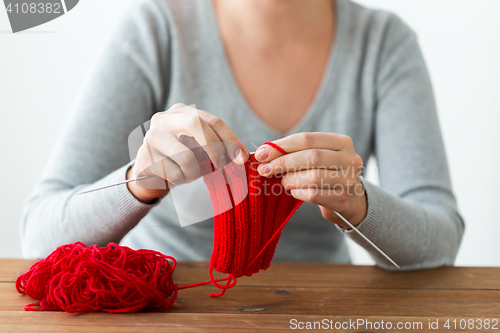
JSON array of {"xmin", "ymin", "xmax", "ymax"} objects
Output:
[
  {"xmin": 16, "ymin": 142, "xmax": 303, "ymax": 311},
  {"xmin": 262, "ymin": 141, "xmax": 288, "ymax": 155}
]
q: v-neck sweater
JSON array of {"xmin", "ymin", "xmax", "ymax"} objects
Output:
[{"xmin": 20, "ymin": 0, "xmax": 464, "ymax": 270}]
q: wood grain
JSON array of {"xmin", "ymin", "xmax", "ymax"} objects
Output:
[
  {"xmin": 0, "ymin": 313, "xmax": 499, "ymax": 333},
  {"xmin": 4, "ymin": 283, "xmax": 500, "ymax": 317},
  {"xmin": 185, "ymin": 262, "xmax": 500, "ymax": 290},
  {"xmin": 2, "ymin": 259, "xmax": 500, "ymax": 332},
  {"xmin": 4, "ymin": 259, "xmax": 499, "ymax": 289},
  {"xmin": 0, "ymin": 259, "xmax": 36, "ymax": 282}
]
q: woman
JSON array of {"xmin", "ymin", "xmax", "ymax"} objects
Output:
[{"xmin": 21, "ymin": 0, "xmax": 464, "ymax": 269}]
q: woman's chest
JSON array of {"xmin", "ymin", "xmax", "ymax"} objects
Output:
[{"xmin": 219, "ymin": 28, "xmax": 333, "ymax": 134}]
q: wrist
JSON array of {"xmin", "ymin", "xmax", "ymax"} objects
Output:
[
  {"xmin": 349, "ymin": 192, "xmax": 368, "ymax": 227},
  {"xmin": 126, "ymin": 166, "xmax": 169, "ymax": 204},
  {"xmin": 342, "ymin": 183, "xmax": 368, "ymax": 228}
]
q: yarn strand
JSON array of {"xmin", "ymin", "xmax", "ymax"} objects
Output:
[{"xmin": 262, "ymin": 142, "xmax": 288, "ymax": 155}]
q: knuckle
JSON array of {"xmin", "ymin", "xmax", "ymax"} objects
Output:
[
  {"xmin": 169, "ymin": 168, "xmax": 185, "ymax": 184},
  {"xmin": 150, "ymin": 112, "xmax": 168, "ymax": 131},
  {"xmin": 151, "ymin": 111, "xmax": 163, "ymax": 122},
  {"xmin": 143, "ymin": 129, "xmax": 157, "ymax": 144},
  {"xmin": 298, "ymin": 132, "xmax": 313, "ymax": 147},
  {"xmin": 204, "ymin": 115, "xmax": 224, "ymax": 128},
  {"xmin": 170, "ymin": 103, "xmax": 186, "ymax": 110},
  {"xmin": 352, "ymin": 154, "xmax": 363, "ymax": 168},
  {"xmin": 306, "ymin": 149, "xmax": 320, "ymax": 166},
  {"xmin": 273, "ymin": 157, "xmax": 287, "ymax": 172},
  {"xmin": 187, "ymin": 115, "xmax": 203, "ymax": 130},
  {"xmin": 341, "ymin": 135, "xmax": 354, "ymax": 149}
]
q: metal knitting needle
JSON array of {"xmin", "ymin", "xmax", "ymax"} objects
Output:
[
  {"xmin": 333, "ymin": 211, "xmax": 400, "ymax": 269},
  {"xmin": 77, "ymin": 176, "xmax": 151, "ymax": 194},
  {"xmin": 77, "ymin": 152, "xmax": 256, "ymax": 195}
]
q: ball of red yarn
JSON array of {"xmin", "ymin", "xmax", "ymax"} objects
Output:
[{"xmin": 16, "ymin": 242, "xmax": 178, "ymax": 313}]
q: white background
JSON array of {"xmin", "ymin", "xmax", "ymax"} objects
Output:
[{"xmin": 0, "ymin": 0, "xmax": 498, "ymax": 265}]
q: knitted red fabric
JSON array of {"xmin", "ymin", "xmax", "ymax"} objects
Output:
[
  {"xmin": 200, "ymin": 142, "xmax": 303, "ymax": 294},
  {"xmin": 16, "ymin": 142, "xmax": 303, "ymax": 311}
]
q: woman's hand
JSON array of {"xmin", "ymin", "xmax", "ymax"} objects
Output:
[
  {"xmin": 127, "ymin": 104, "xmax": 249, "ymax": 203},
  {"xmin": 254, "ymin": 132, "xmax": 367, "ymax": 228}
]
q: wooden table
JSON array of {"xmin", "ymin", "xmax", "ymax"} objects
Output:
[{"xmin": 1, "ymin": 259, "xmax": 499, "ymax": 332}]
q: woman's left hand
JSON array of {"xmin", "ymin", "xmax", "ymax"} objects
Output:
[{"xmin": 254, "ymin": 132, "xmax": 367, "ymax": 228}]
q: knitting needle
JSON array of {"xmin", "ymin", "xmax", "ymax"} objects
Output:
[
  {"xmin": 77, "ymin": 176, "xmax": 151, "ymax": 194},
  {"xmin": 333, "ymin": 211, "xmax": 400, "ymax": 269},
  {"xmin": 77, "ymin": 152, "xmax": 256, "ymax": 195}
]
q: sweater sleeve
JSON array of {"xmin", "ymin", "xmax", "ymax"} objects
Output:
[
  {"xmin": 338, "ymin": 15, "xmax": 464, "ymax": 270},
  {"xmin": 20, "ymin": 0, "xmax": 171, "ymax": 259}
]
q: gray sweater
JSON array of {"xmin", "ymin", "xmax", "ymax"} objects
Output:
[{"xmin": 20, "ymin": 0, "xmax": 464, "ymax": 270}]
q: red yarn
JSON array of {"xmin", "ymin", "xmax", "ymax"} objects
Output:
[
  {"xmin": 16, "ymin": 142, "xmax": 303, "ymax": 311},
  {"xmin": 200, "ymin": 142, "xmax": 303, "ymax": 296},
  {"xmin": 263, "ymin": 141, "xmax": 288, "ymax": 155},
  {"xmin": 16, "ymin": 242, "xmax": 178, "ymax": 313}
]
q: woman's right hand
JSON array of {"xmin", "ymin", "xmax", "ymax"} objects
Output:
[{"xmin": 127, "ymin": 104, "xmax": 249, "ymax": 203}]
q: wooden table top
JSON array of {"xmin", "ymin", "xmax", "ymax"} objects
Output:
[{"xmin": 1, "ymin": 259, "xmax": 499, "ymax": 332}]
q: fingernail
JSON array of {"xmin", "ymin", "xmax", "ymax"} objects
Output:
[
  {"xmin": 218, "ymin": 154, "xmax": 228, "ymax": 169},
  {"xmin": 258, "ymin": 163, "xmax": 271, "ymax": 176},
  {"xmin": 256, "ymin": 147, "xmax": 269, "ymax": 160},
  {"xmin": 233, "ymin": 148, "xmax": 241, "ymax": 162},
  {"xmin": 234, "ymin": 148, "xmax": 248, "ymax": 164}
]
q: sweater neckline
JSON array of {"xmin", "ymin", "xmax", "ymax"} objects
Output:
[{"xmin": 205, "ymin": 0, "xmax": 349, "ymax": 139}]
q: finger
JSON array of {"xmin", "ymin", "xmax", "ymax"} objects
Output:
[
  {"xmin": 135, "ymin": 159, "xmax": 176, "ymax": 190},
  {"xmin": 160, "ymin": 106, "xmax": 228, "ymax": 169},
  {"xmin": 163, "ymin": 112, "xmax": 228, "ymax": 169},
  {"xmin": 168, "ymin": 103, "xmax": 189, "ymax": 112},
  {"xmin": 290, "ymin": 188, "xmax": 348, "ymax": 210},
  {"xmin": 144, "ymin": 132, "xmax": 202, "ymax": 182},
  {"xmin": 255, "ymin": 132, "xmax": 353, "ymax": 162},
  {"xmin": 162, "ymin": 105, "xmax": 249, "ymax": 165},
  {"xmin": 181, "ymin": 136, "xmax": 210, "ymax": 163},
  {"xmin": 135, "ymin": 144, "xmax": 188, "ymax": 186},
  {"xmin": 281, "ymin": 169, "xmax": 345, "ymax": 191},
  {"xmin": 196, "ymin": 110, "xmax": 249, "ymax": 164},
  {"xmin": 257, "ymin": 149, "xmax": 345, "ymax": 177}
]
